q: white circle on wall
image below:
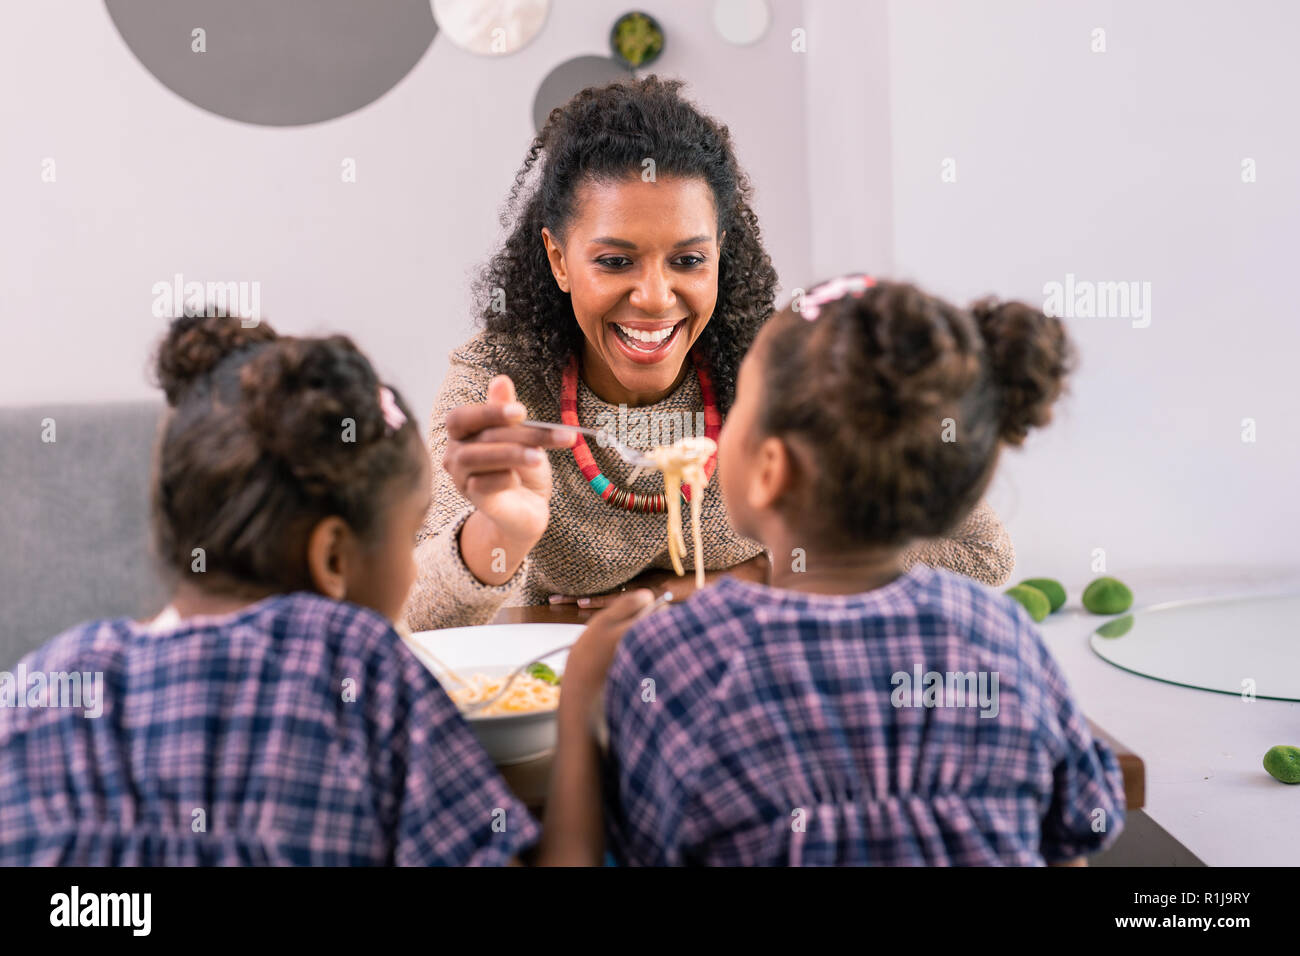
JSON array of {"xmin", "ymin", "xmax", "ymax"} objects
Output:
[
  {"xmin": 713, "ymin": 0, "xmax": 771, "ymax": 46},
  {"xmin": 433, "ymin": 0, "xmax": 550, "ymax": 56}
]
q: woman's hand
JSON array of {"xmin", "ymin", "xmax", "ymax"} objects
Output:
[
  {"xmin": 548, "ymin": 551, "xmax": 771, "ymax": 608},
  {"xmin": 443, "ymin": 375, "xmax": 575, "ymax": 585},
  {"xmin": 444, "ymin": 375, "xmax": 573, "ymax": 542}
]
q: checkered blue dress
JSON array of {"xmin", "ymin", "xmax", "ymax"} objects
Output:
[
  {"xmin": 603, "ymin": 565, "xmax": 1126, "ymax": 865},
  {"xmin": 0, "ymin": 593, "xmax": 538, "ymax": 865}
]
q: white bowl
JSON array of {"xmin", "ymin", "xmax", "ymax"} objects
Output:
[{"xmin": 404, "ymin": 623, "xmax": 583, "ymax": 766}]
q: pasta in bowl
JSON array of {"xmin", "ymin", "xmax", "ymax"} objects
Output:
[
  {"xmin": 400, "ymin": 622, "xmax": 584, "ymax": 765},
  {"xmin": 447, "ymin": 667, "xmax": 561, "ymax": 717}
]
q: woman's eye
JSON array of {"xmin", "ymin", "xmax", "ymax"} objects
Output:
[
  {"xmin": 674, "ymin": 255, "xmax": 705, "ymax": 268},
  {"xmin": 596, "ymin": 256, "xmax": 632, "ymax": 269}
]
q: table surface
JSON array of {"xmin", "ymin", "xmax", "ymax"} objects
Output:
[
  {"xmin": 492, "ymin": 597, "xmax": 1149, "ymax": 818},
  {"xmin": 1029, "ymin": 564, "xmax": 1300, "ymax": 867}
]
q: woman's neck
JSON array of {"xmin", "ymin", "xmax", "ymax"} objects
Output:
[
  {"xmin": 764, "ymin": 533, "xmax": 909, "ymax": 595},
  {"xmin": 580, "ymin": 343, "xmax": 691, "ymax": 407}
]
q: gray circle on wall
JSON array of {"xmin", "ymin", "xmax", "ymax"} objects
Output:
[
  {"xmin": 105, "ymin": 0, "xmax": 437, "ymax": 127},
  {"xmin": 532, "ymin": 55, "xmax": 630, "ymax": 134}
]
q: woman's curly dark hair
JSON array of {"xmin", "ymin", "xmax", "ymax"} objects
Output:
[{"xmin": 475, "ymin": 75, "xmax": 778, "ymax": 412}]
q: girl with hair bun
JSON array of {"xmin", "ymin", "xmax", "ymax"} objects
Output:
[
  {"xmin": 550, "ymin": 276, "xmax": 1127, "ymax": 866},
  {"xmin": 0, "ymin": 314, "xmax": 541, "ymax": 866}
]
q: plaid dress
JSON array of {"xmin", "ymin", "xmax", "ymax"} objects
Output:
[
  {"xmin": 0, "ymin": 593, "xmax": 538, "ymax": 866},
  {"xmin": 604, "ymin": 565, "xmax": 1126, "ymax": 866}
]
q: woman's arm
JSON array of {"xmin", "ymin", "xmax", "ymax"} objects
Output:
[
  {"xmin": 900, "ymin": 499, "xmax": 1015, "ymax": 587},
  {"xmin": 403, "ymin": 347, "xmax": 570, "ymax": 631}
]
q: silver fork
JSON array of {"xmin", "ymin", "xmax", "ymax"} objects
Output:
[
  {"xmin": 461, "ymin": 591, "xmax": 674, "ymax": 715},
  {"xmin": 521, "ymin": 419, "xmax": 657, "ymax": 469}
]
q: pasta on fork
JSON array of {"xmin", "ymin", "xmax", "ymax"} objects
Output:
[{"xmin": 647, "ymin": 436, "xmax": 716, "ymax": 588}]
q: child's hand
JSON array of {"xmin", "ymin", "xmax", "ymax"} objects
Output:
[
  {"xmin": 541, "ymin": 589, "xmax": 655, "ymax": 868},
  {"xmin": 561, "ymin": 589, "xmax": 656, "ymax": 702}
]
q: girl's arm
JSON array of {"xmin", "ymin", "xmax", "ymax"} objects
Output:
[
  {"xmin": 536, "ymin": 590, "xmax": 656, "ymax": 866},
  {"xmin": 535, "ymin": 695, "xmax": 607, "ymax": 865}
]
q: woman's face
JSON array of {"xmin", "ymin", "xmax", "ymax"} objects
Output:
[{"xmin": 543, "ymin": 175, "xmax": 722, "ymax": 406}]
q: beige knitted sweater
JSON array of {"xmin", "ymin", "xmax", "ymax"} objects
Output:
[{"xmin": 405, "ymin": 332, "xmax": 1015, "ymax": 631}]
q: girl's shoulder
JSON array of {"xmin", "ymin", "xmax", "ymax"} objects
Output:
[
  {"xmin": 12, "ymin": 616, "xmax": 134, "ymax": 677},
  {"xmin": 625, "ymin": 565, "xmax": 1037, "ymax": 664},
  {"xmin": 621, "ymin": 580, "xmax": 754, "ymax": 667},
  {"xmin": 19, "ymin": 593, "xmax": 398, "ymax": 674},
  {"xmin": 215, "ymin": 593, "xmax": 416, "ymax": 682},
  {"xmin": 246, "ymin": 591, "xmax": 393, "ymax": 645},
  {"xmin": 914, "ymin": 566, "xmax": 1030, "ymax": 643}
]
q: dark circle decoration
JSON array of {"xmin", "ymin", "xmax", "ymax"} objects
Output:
[
  {"xmin": 532, "ymin": 55, "xmax": 631, "ymax": 134},
  {"xmin": 105, "ymin": 0, "xmax": 437, "ymax": 127},
  {"xmin": 609, "ymin": 11, "xmax": 664, "ymax": 69}
]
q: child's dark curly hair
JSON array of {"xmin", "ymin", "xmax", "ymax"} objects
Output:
[
  {"xmin": 150, "ymin": 314, "xmax": 423, "ymax": 592},
  {"xmin": 758, "ymin": 280, "xmax": 1076, "ymax": 549},
  {"xmin": 476, "ymin": 75, "xmax": 778, "ymax": 412}
]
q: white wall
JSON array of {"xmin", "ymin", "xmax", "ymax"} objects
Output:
[
  {"xmin": 0, "ymin": 0, "xmax": 812, "ymax": 426},
  {"xmin": 872, "ymin": 0, "xmax": 1298, "ymax": 574},
  {"xmin": 803, "ymin": 0, "xmax": 894, "ymax": 282},
  {"xmin": 7, "ymin": 0, "xmax": 1295, "ymax": 576}
]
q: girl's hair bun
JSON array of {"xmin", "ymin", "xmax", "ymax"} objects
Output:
[
  {"xmin": 755, "ymin": 278, "xmax": 1078, "ymax": 551},
  {"xmin": 970, "ymin": 298, "xmax": 1076, "ymax": 446},
  {"xmin": 154, "ymin": 313, "xmax": 278, "ymax": 406},
  {"xmin": 239, "ymin": 335, "xmax": 391, "ymax": 496}
]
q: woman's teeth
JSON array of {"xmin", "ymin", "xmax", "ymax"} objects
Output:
[{"xmin": 615, "ymin": 322, "xmax": 677, "ymax": 348}]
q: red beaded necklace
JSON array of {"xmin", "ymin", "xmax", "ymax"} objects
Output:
[{"xmin": 561, "ymin": 355, "xmax": 721, "ymax": 513}]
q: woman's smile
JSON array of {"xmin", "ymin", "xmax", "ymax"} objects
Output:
[{"xmin": 606, "ymin": 317, "xmax": 690, "ymax": 364}]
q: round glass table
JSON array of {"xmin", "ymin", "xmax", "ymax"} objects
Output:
[{"xmin": 1089, "ymin": 592, "xmax": 1300, "ymax": 702}]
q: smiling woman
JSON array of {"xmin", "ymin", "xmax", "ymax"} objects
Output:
[{"xmin": 404, "ymin": 77, "xmax": 1014, "ymax": 631}]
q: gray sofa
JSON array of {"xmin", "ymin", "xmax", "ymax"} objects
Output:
[{"xmin": 0, "ymin": 401, "xmax": 169, "ymax": 669}]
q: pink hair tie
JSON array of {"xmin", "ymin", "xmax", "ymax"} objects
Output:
[
  {"xmin": 797, "ymin": 273, "xmax": 876, "ymax": 320},
  {"xmin": 378, "ymin": 385, "xmax": 407, "ymax": 433}
]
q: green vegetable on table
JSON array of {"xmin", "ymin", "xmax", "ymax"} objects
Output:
[
  {"xmin": 526, "ymin": 662, "xmax": 560, "ymax": 686},
  {"xmin": 1019, "ymin": 578, "xmax": 1067, "ymax": 613},
  {"xmin": 1263, "ymin": 745, "xmax": 1300, "ymax": 784},
  {"xmin": 1005, "ymin": 584, "xmax": 1051, "ymax": 622},
  {"xmin": 1082, "ymin": 576, "xmax": 1134, "ymax": 615}
]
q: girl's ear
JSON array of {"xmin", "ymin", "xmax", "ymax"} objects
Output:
[
  {"xmin": 305, "ymin": 516, "xmax": 351, "ymax": 601},
  {"xmin": 746, "ymin": 435, "xmax": 796, "ymax": 512},
  {"xmin": 541, "ymin": 227, "xmax": 570, "ymax": 293}
]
